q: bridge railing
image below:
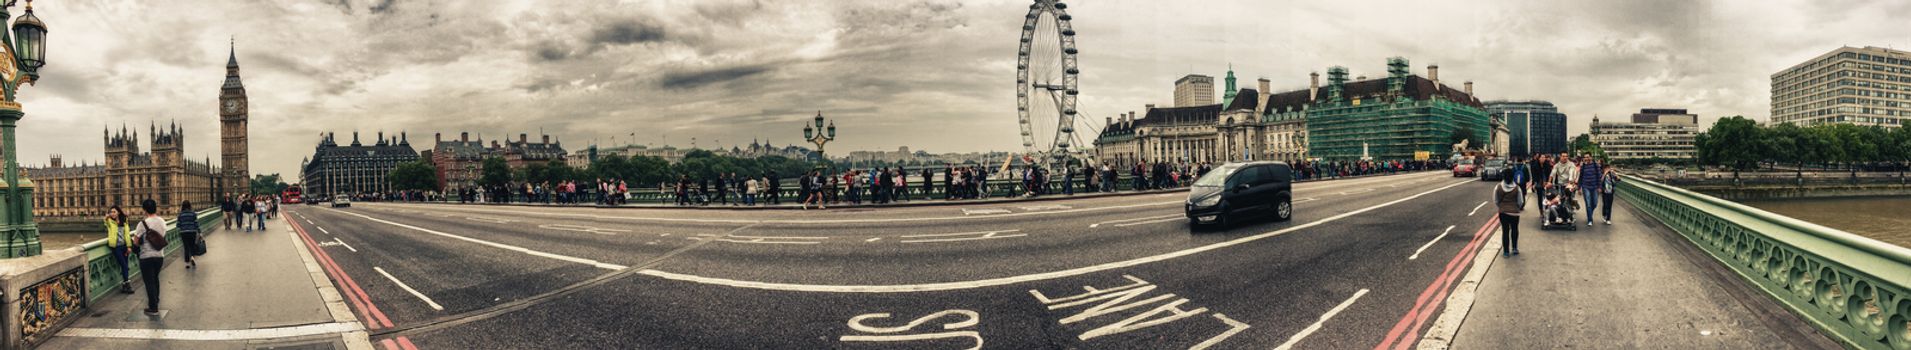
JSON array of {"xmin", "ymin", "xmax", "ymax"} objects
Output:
[
  {"xmin": 1617, "ymin": 174, "xmax": 1911, "ymax": 350},
  {"xmin": 78, "ymin": 208, "xmax": 221, "ymax": 303}
]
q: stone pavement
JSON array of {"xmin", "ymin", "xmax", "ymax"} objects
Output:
[
  {"xmin": 1441, "ymin": 200, "xmax": 1841, "ymax": 349},
  {"xmin": 38, "ymin": 214, "xmax": 373, "ymax": 350}
]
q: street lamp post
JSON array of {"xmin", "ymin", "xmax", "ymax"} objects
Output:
[
  {"xmin": 802, "ymin": 111, "xmax": 835, "ymax": 165},
  {"xmin": 0, "ymin": 0, "xmax": 47, "ymax": 258}
]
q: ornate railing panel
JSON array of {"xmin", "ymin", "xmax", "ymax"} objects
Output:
[{"xmin": 1619, "ymin": 174, "xmax": 1911, "ymax": 350}]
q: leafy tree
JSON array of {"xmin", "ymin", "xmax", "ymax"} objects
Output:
[
  {"xmin": 479, "ymin": 157, "xmax": 513, "ymax": 188},
  {"xmin": 387, "ymin": 161, "xmax": 440, "ymax": 192},
  {"xmin": 250, "ymin": 173, "xmax": 289, "ymax": 195},
  {"xmin": 1696, "ymin": 116, "xmax": 1762, "ymax": 178}
]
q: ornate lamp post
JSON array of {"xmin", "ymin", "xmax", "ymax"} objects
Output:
[
  {"xmin": 802, "ymin": 111, "xmax": 835, "ymax": 164},
  {"xmin": 0, "ymin": 0, "xmax": 47, "ymax": 258}
]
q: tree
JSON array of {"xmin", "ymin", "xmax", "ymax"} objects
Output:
[
  {"xmin": 1695, "ymin": 116, "xmax": 1762, "ymax": 179},
  {"xmin": 480, "ymin": 157, "xmax": 513, "ymax": 188},
  {"xmin": 250, "ymin": 173, "xmax": 289, "ymax": 195},
  {"xmin": 387, "ymin": 161, "xmax": 440, "ymax": 192}
]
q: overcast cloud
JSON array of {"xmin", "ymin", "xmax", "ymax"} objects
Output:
[{"xmin": 16, "ymin": 0, "xmax": 1910, "ymax": 178}]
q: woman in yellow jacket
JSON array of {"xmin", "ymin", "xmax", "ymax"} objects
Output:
[{"xmin": 104, "ymin": 206, "xmax": 135, "ymax": 294}]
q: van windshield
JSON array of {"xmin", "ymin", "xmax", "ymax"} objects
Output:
[{"xmin": 1193, "ymin": 164, "xmax": 1240, "ymax": 187}]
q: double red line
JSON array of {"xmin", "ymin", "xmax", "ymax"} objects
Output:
[
  {"xmin": 287, "ymin": 212, "xmax": 394, "ymax": 329},
  {"xmin": 1374, "ymin": 216, "xmax": 1499, "ymax": 350}
]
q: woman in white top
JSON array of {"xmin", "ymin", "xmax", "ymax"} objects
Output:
[{"xmin": 132, "ymin": 199, "xmax": 169, "ymax": 315}]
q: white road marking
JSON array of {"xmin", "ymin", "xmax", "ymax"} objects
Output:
[
  {"xmin": 691, "ymin": 235, "xmax": 830, "ymax": 245},
  {"xmin": 1468, "ymin": 200, "xmax": 1488, "ymax": 216},
  {"xmin": 464, "ymin": 216, "xmax": 512, "ymax": 224},
  {"xmin": 1112, "ymin": 217, "xmax": 1186, "ymax": 227},
  {"xmin": 865, "ymin": 237, "xmax": 882, "ymax": 242},
  {"xmin": 1191, "ymin": 313, "xmax": 1250, "ymax": 350},
  {"xmin": 1337, "ymin": 188, "xmax": 1377, "ymax": 195},
  {"xmin": 1293, "ymin": 197, "xmax": 1318, "ymax": 203},
  {"xmin": 1273, "ymin": 288, "xmax": 1369, "ymax": 350},
  {"xmin": 325, "ymin": 209, "xmax": 628, "ymax": 270},
  {"xmin": 960, "ymin": 208, "xmax": 1011, "ymax": 215},
  {"xmin": 333, "ymin": 238, "xmax": 358, "ymax": 252},
  {"xmin": 374, "ymin": 267, "xmax": 444, "ymax": 311},
  {"xmin": 1088, "ymin": 214, "xmax": 1182, "ymax": 228},
  {"xmin": 373, "ymin": 199, "xmax": 1181, "ymax": 225},
  {"xmin": 635, "ymin": 180, "xmax": 1475, "ymax": 293},
  {"xmin": 537, "ymin": 224, "xmax": 631, "ymax": 235},
  {"xmin": 1409, "ymin": 225, "xmax": 1457, "ymax": 260},
  {"xmin": 315, "ymin": 226, "xmax": 331, "ymax": 235},
  {"xmin": 57, "ymin": 322, "xmax": 363, "ymax": 341},
  {"xmin": 1018, "ymin": 204, "xmax": 1071, "ymax": 211},
  {"xmin": 1419, "ymin": 225, "xmax": 1502, "ymax": 349},
  {"xmin": 898, "ymin": 230, "xmax": 1025, "ymax": 243}
]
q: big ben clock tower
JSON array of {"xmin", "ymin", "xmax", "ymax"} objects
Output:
[{"xmin": 220, "ymin": 41, "xmax": 249, "ymax": 195}]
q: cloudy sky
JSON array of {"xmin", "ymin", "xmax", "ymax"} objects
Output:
[{"xmin": 16, "ymin": 0, "xmax": 1910, "ymax": 178}]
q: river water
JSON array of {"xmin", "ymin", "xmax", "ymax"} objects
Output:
[{"xmin": 1738, "ymin": 197, "xmax": 1911, "ymax": 249}]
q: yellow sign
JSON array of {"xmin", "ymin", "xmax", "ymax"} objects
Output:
[{"xmin": 1414, "ymin": 151, "xmax": 1431, "ymax": 161}]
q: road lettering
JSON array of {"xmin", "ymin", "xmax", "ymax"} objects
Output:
[
  {"xmin": 1029, "ymin": 275, "xmax": 1249, "ymax": 349},
  {"xmin": 839, "ymin": 310, "xmax": 983, "ymax": 350}
]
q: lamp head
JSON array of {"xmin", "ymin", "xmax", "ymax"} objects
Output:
[{"xmin": 11, "ymin": 0, "xmax": 47, "ymax": 81}]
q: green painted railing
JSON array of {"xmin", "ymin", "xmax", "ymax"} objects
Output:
[
  {"xmin": 1619, "ymin": 174, "xmax": 1911, "ymax": 350},
  {"xmin": 78, "ymin": 208, "xmax": 221, "ymax": 303}
]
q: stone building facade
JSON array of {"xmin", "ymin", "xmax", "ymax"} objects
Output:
[
  {"xmin": 301, "ymin": 132, "xmax": 420, "ymax": 197},
  {"xmin": 25, "ymin": 124, "xmax": 221, "ymax": 218},
  {"xmin": 1094, "ymin": 57, "xmax": 1485, "ymax": 165}
]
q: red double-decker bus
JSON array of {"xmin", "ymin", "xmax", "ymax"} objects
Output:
[{"xmin": 282, "ymin": 185, "xmax": 303, "ymax": 204}]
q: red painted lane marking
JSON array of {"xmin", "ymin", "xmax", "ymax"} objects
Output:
[
  {"xmin": 396, "ymin": 336, "xmax": 420, "ymax": 350},
  {"xmin": 1375, "ymin": 217, "xmax": 1498, "ymax": 350},
  {"xmin": 288, "ymin": 212, "xmax": 396, "ymax": 329},
  {"xmin": 380, "ymin": 338, "xmax": 399, "ymax": 350},
  {"xmin": 287, "ymin": 216, "xmax": 376, "ymax": 327},
  {"xmin": 297, "ymin": 220, "xmax": 394, "ymax": 328}
]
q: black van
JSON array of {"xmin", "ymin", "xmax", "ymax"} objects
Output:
[{"xmin": 1185, "ymin": 161, "xmax": 1294, "ymax": 227}]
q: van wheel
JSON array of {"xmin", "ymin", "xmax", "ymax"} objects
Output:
[{"xmin": 1273, "ymin": 195, "xmax": 1293, "ymax": 221}]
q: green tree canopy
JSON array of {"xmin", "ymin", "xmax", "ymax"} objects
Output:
[
  {"xmin": 479, "ymin": 157, "xmax": 513, "ymax": 188},
  {"xmin": 387, "ymin": 161, "xmax": 440, "ymax": 192}
]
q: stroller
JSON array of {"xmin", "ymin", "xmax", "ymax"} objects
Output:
[{"xmin": 1539, "ymin": 184, "xmax": 1579, "ymax": 231}]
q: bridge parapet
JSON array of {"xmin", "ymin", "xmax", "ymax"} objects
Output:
[{"xmin": 1619, "ymin": 174, "xmax": 1911, "ymax": 350}]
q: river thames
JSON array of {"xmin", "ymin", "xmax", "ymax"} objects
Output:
[{"xmin": 1740, "ymin": 196, "xmax": 1911, "ymax": 249}]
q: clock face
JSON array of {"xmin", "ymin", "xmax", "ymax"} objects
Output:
[{"xmin": 223, "ymin": 99, "xmax": 240, "ymax": 114}]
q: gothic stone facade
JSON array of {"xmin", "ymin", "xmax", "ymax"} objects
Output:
[{"xmin": 26, "ymin": 124, "xmax": 221, "ymax": 219}]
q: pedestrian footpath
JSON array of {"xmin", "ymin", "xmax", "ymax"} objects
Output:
[
  {"xmin": 1434, "ymin": 201, "xmax": 1840, "ymax": 349},
  {"xmin": 40, "ymin": 214, "xmax": 373, "ymax": 350}
]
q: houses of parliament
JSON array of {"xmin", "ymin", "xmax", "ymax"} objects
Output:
[{"xmin": 22, "ymin": 43, "xmax": 251, "ymax": 219}]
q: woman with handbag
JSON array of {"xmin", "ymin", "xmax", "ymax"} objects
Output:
[{"xmin": 177, "ymin": 201, "xmax": 204, "ymax": 269}]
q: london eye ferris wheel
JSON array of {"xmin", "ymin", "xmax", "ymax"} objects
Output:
[{"xmin": 1014, "ymin": 0, "xmax": 1096, "ymax": 168}]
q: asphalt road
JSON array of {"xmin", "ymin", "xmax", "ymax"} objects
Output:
[{"xmin": 284, "ymin": 171, "xmax": 1511, "ymax": 349}]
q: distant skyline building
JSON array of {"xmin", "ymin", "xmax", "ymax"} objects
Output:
[
  {"xmin": 1305, "ymin": 58, "xmax": 1487, "ymax": 161},
  {"xmin": 1094, "ymin": 57, "xmax": 1484, "ymax": 165},
  {"xmin": 1771, "ymin": 46, "xmax": 1910, "ymax": 128},
  {"xmin": 302, "ymin": 132, "xmax": 420, "ymax": 196},
  {"xmin": 423, "ymin": 132, "xmax": 566, "ymax": 191},
  {"xmin": 1486, "ymin": 100, "xmax": 1569, "ymax": 158},
  {"xmin": 1173, "ymin": 74, "xmax": 1215, "ymax": 107},
  {"xmin": 1591, "ymin": 108, "xmax": 1699, "ymax": 161}
]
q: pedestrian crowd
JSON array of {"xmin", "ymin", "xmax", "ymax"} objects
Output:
[
  {"xmin": 100, "ymin": 192, "xmax": 277, "ymax": 317},
  {"xmin": 1494, "ymin": 151, "xmax": 1623, "ymax": 258}
]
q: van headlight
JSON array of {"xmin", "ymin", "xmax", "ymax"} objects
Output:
[{"xmin": 1193, "ymin": 194, "xmax": 1220, "ymax": 207}]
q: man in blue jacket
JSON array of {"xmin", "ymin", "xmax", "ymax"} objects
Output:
[{"xmin": 1577, "ymin": 155, "xmax": 1603, "ymax": 226}]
